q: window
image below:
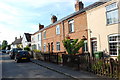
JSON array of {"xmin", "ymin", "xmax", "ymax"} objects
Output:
[
  {"xmin": 84, "ymin": 40, "xmax": 88, "ymax": 52},
  {"xmin": 56, "ymin": 42, "xmax": 60, "ymax": 51},
  {"xmin": 106, "ymin": 3, "xmax": 118, "ymax": 24},
  {"xmin": 38, "ymin": 35, "xmax": 39, "ymax": 41},
  {"xmin": 44, "ymin": 44, "xmax": 46, "ymax": 52},
  {"xmin": 43, "ymin": 31, "xmax": 46, "ymax": 39},
  {"xmin": 56, "ymin": 25, "xmax": 60, "ymax": 35},
  {"xmin": 68, "ymin": 20, "xmax": 74, "ymax": 33},
  {"xmin": 109, "ymin": 34, "xmax": 120, "ymax": 56},
  {"xmin": 91, "ymin": 38, "xmax": 97, "ymax": 54}
]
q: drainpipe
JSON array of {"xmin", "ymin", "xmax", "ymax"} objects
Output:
[
  {"xmin": 62, "ymin": 20, "xmax": 65, "ymax": 39},
  {"xmin": 62, "ymin": 20, "xmax": 66, "ymax": 52}
]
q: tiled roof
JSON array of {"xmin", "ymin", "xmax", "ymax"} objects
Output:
[
  {"xmin": 33, "ymin": 1, "xmax": 108, "ymax": 33},
  {"xmin": 12, "ymin": 38, "xmax": 22, "ymax": 45}
]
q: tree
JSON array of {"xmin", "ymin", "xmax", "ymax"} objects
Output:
[
  {"xmin": 62, "ymin": 38, "xmax": 84, "ymax": 55},
  {"xmin": 2, "ymin": 40, "xmax": 8, "ymax": 50}
]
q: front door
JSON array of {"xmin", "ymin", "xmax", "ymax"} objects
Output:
[{"xmin": 91, "ymin": 38, "xmax": 97, "ymax": 57}]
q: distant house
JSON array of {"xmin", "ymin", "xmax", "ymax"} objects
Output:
[
  {"xmin": 31, "ymin": 24, "xmax": 44, "ymax": 50},
  {"xmin": 11, "ymin": 36, "xmax": 22, "ymax": 49},
  {"xmin": 22, "ymin": 33, "xmax": 32, "ymax": 48}
]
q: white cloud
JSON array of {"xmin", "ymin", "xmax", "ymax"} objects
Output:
[{"xmin": 0, "ymin": 0, "xmax": 98, "ymax": 44}]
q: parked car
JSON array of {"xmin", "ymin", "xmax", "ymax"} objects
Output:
[
  {"xmin": 14, "ymin": 50, "xmax": 31, "ymax": 63},
  {"xmin": 6, "ymin": 50, "xmax": 11, "ymax": 54},
  {"xmin": 10, "ymin": 48, "xmax": 22, "ymax": 59},
  {"xmin": 1, "ymin": 50, "xmax": 6, "ymax": 53}
]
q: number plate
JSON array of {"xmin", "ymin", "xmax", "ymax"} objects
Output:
[{"xmin": 22, "ymin": 58, "xmax": 27, "ymax": 59}]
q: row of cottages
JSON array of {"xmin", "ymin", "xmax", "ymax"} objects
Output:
[{"xmin": 31, "ymin": 0, "xmax": 120, "ymax": 58}]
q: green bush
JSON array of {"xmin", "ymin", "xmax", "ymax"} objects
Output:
[
  {"xmin": 62, "ymin": 38, "xmax": 84, "ymax": 55},
  {"xmin": 33, "ymin": 49, "xmax": 41, "ymax": 53},
  {"xmin": 24, "ymin": 46, "xmax": 31, "ymax": 51},
  {"xmin": 92, "ymin": 60, "xmax": 103, "ymax": 71}
]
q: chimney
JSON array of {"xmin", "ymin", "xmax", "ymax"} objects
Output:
[
  {"xmin": 51, "ymin": 15, "xmax": 57, "ymax": 23},
  {"xmin": 75, "ymin": 0, "xmax": 84, "ymax": 11},
  {"xmin": 20, "ymin": 36, "xmax": 22, "ymax": 39},
  {"xmin": 39, "ymin": 23, "xmax": 44, "ymax": 30},
  {"xmin": 15, "ymin": 37, "xmax": 17, "ymax": 40}
]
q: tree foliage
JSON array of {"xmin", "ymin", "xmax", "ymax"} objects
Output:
[
  {"xmin": 2, "ymin": 40, "xmax": 8, "ymax": 50},
  {"xmin": 62, "ymin": 39, "xmax": 84, "ymax": 55}
]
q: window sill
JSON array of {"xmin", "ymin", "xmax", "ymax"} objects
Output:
[
  {"xmin": 110, "ymin": 55, "xmax": 118, "ymax": 57},
  {"xmin": 106, "ymin": 22, "xmax": 118, "ymax": 26},
  {"xmin": 56, "ymin": 34, "xmax": 60, "ymax": 35},
  {"xmin": 69, "ymin": 32, "xmax": 75, "ymax": 34}
]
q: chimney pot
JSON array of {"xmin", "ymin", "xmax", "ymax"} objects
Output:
[
  {"xmin": 39, "ymin": 23, "xmax": 44, "ymax": 30},
  {"xmin": 75, "ymin": 0, "xmax": 84, "ymax": 11},
  {"xmin": 51, "ymin": 15, "xmax": 57, "ymax": 23},
  {"xmin": 15, "ymin": 37, "xmax": 17, "ymax": 40}
]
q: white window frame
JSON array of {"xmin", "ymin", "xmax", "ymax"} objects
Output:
[
  {"xmin": 56, "ymin": 25, "xmax": 60, "ymax": 35},
  {"xmin": 109, "ymin": 34, "xmax": 120, "ymax": 56},
  {"xmin": 44, "ymin": 43, "xmax": 46, "ymax": 52},
  {"xmin": 43, "ymin": 31, "xmax": 46, "ymax": 39},
  {"xmin": 106, "ymin": 2, "xmax": 118, "ymax": 25},
  {"xmin": 68, "ymin": 20, "xmax": 74, "ymax": 33},
  {"xmin": 84, "ymin": 40, "xmax": 88, "ymax": 52},
  {"xmin": 56, "ymin": 42, "xmax": 60, "ymax": 51},
  {"xmin": 38, "ymin": 34, "xmax": 39, "ymax": 41}
]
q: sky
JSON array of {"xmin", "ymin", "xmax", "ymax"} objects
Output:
[{"xmin": 0, "ymin": 0, "xmax": 99, "ymax": 44}]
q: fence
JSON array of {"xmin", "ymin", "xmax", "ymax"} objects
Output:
[
  {"xmin": 33, "ymin": 51, "xmax": 120, "ymax": 79},
  {"xmin": 34, "ymin": 51, "xmax": 65, "ymax": 64},
  {"xmin": 62, "ymin": 53, "xmax": 120, "ymax": 79}
]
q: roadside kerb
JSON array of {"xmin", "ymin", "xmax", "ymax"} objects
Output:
[{"xmin": 31, "ymin": 60, "xmax": 80, "ymax": 80}]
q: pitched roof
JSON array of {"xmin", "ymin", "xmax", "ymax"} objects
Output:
[
  {"xmin": 24, "ymin": 33, "xmax": 32, "ymax": 42},
  {"xmin": 12, "ymin": 38, "xmax": 22, "ymax": 45},
  {"xmin": 33, "ymin": 1, "xmax": 107, "ymax": 33}
]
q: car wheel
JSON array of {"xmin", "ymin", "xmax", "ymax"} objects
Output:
[
  {"xmin": 16, "ymin": 59, "xmax": 20, "ymax": 63},
  {"xmin": 27, "ymin": 58, "xmax": 31, "ymax": 62}
]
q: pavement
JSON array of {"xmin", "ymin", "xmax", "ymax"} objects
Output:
[{"xmin": 31, "ymin": 59, "xmax": 117, "ymax": 80}]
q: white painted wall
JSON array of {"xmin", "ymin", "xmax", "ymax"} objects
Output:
[
  {"xmin": 22, "ymin": 34, "xmax": 31, "ymax": 48},
  {"xmin": 31, "ymin": 32, "xmax": 42, "ymax": 51},
  {"xmin": 86, "ymin": 0, "xmax": 119, "ymax": 58}
]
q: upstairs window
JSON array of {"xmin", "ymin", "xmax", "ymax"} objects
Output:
[
  {"xmin": 68, "ymin": 20, "xmax": 74, "ymax": 33},
  {"xmin": 43, "ymin": 31, "xmax": 46, "ymax": 39},
  {"xmin": 56, "ymin": 25, "xmax": 60, "ymax": 35},
  {"xmin": 106, "ymin": 3, "xmax": 118, "ymax": 25},
  {"xmin": 38, "ymin": 34, "xmax": 39, "ymax": 41}
]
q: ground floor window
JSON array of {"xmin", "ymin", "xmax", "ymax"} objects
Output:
[
  {"xmin": 32, "ymin": 44, "xmax": 36, "ymax": 50},
  {"xmin": 109, "ymin": 34, "xmax": 120, "ymax": 56},
  {"xmin": 56, "ymin": 42, "xmax": 60, "ymax": 51},
  {"xmin": 83, "ymin": 40, "xmax": 88, "ymax": 52},
  {"xmin": 44, "ymin": 44, "xmax": 46, "ymax": 52}
]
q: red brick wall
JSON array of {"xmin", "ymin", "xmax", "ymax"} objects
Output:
[{"xmin": 41, "ymin": 12, "xmax": 87, "ymax": 53}]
